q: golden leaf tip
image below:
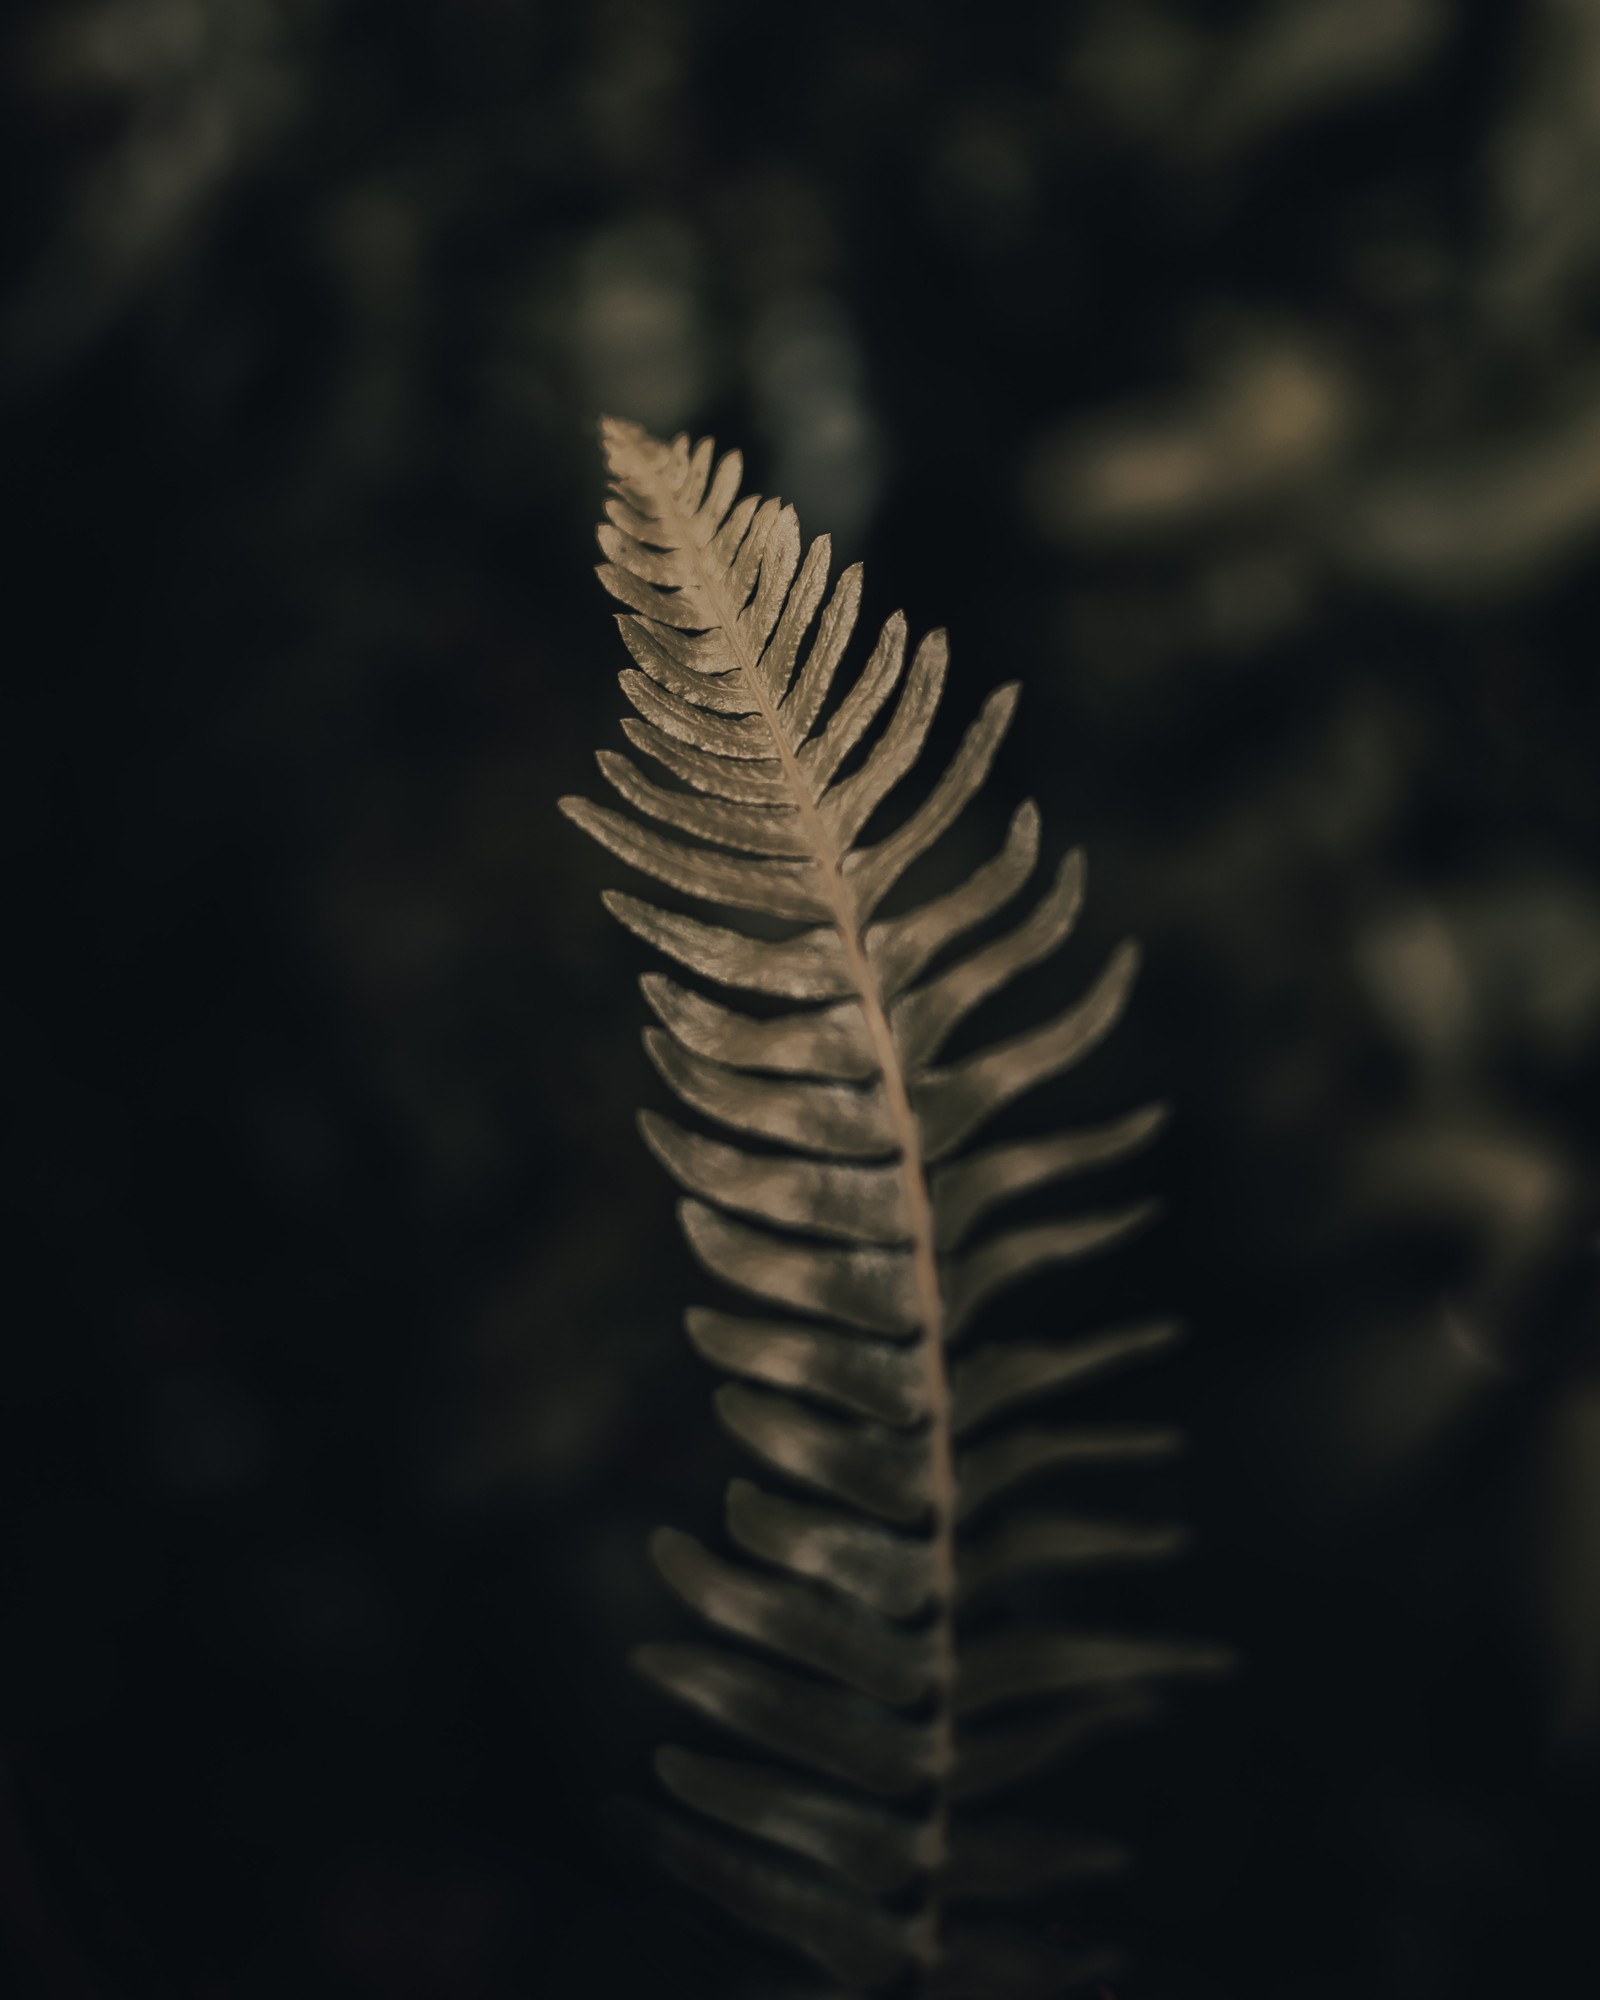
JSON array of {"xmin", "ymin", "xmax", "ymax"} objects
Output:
[{"xmin": 599, "ymin": 414, "xmax": 670, "ymax": 480}]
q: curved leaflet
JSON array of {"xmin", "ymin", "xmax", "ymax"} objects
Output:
[{"xmin": 561, "ymin": 421, "xmax": 1226, "ymax": 1995}]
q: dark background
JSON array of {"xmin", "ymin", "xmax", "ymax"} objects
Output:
[{"xmin": 5, "ymin": 2, "xmax": 1600, "ymax": 1995}]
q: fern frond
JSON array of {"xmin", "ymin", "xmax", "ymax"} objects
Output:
[{"xmin": 563, "ymin": 420, "xmax": 1228, "ymax": 1997}]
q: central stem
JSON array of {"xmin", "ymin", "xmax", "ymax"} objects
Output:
[{"xmin": 648, "ymin": 467, "xmax": 957, "ymax": 1940}]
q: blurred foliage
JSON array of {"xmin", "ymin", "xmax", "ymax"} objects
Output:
[{"xmin": 3, "ymin": 2, "xmax": 1599, "ymax": 1997}]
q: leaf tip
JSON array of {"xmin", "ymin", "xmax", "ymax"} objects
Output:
[
  {"xmin": 646, "ymin": 1524, "xmax": 689, "ymax": 1579},
  {"xmin": 636, "ymin": 1105, "xmax": 676, "ymax": 1167},
  {"xmin": 1107, "ymin": 935, "xmax": 1143, "ymax": 988},
  {"xmin": 678, "ymin": 1194, "xmax": 715, "ymax": 1246},
  {"xmin": 641, "ymin": 1025, "xmax": 693, "ymax": 1094},
  {"xmin": 599, "ymin": 413, "xmax": 657, "ymax": 473}
]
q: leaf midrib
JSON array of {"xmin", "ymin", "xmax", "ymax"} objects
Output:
[{"xmin": 639, "ymin": 455, "xmax": 958, "ymax": 1949}]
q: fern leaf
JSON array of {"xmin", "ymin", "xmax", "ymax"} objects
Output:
[{"xmin": 563, "ymin": 419, "xmax": 1226, "ymax": 1994}]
